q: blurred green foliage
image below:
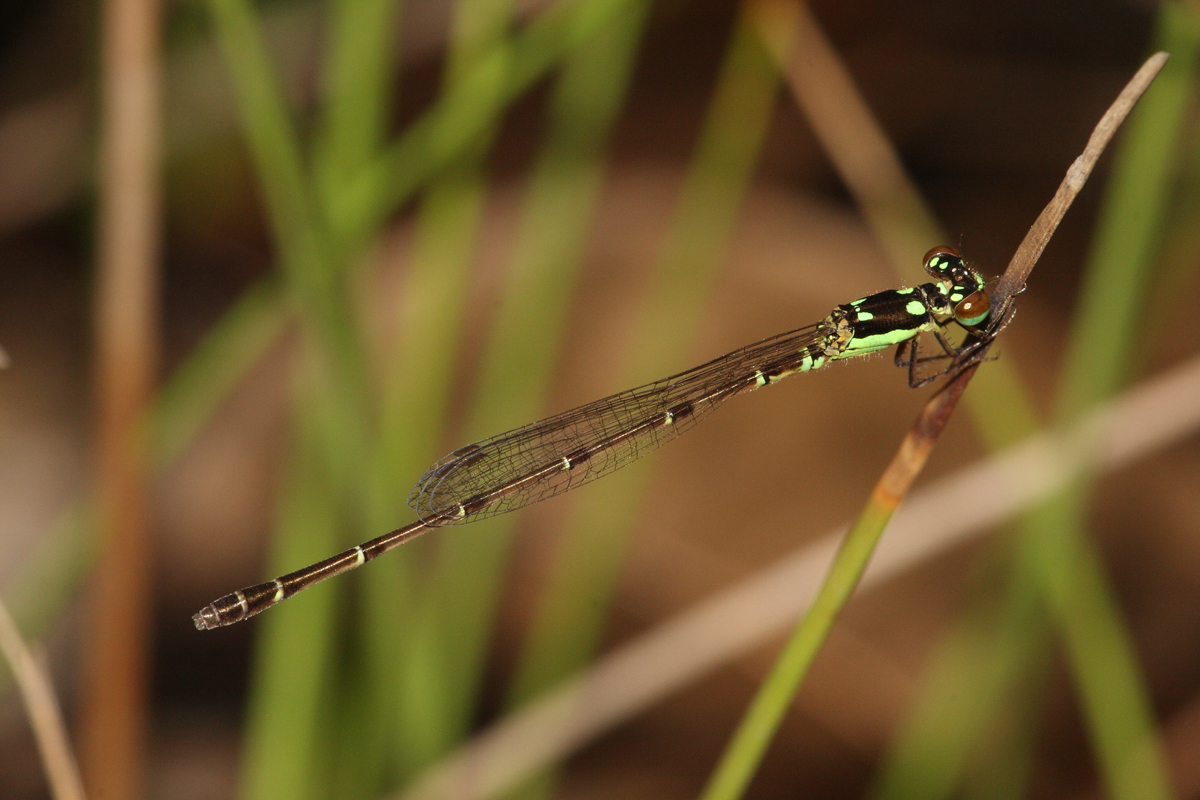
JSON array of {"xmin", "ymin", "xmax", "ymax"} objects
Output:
[{"xmin": 2, "ymin": 2, "xmax": 1198, "ymax": 799}]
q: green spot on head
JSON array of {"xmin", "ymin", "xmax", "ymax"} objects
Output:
[
  {"xmin": 905, "ymin": 300, "xmax": 926, "ymax": 315},
  {"xmin": 851, "ymin": 297, "xmax": 868, "ymax": 306},
  {"xmin": 950, "ymin": 293, "xmax": 963, "ymax": 303},
  {"xmin": 856, "ymin": 311, "xmax": 874, "ymax": 321},
  {"xmin": 896, "ymin": 287, "xmax": 914, "ymax": 295}
]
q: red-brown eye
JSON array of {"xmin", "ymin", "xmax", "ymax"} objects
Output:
[
  {"xmin": 923, "ymin": 245, "xmax": 962, "ymax": 265},
  {"xmin": 954, "ymin": 290, "xmax": 991, "ymax": 328}
]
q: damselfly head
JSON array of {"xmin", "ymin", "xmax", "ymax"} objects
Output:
[{"xmin": 923, "ymin": 245, "xmax": 989, "ymax": 327}]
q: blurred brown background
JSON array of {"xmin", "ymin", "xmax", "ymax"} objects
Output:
[{"xmin": 2, "ymin": 1, "xmax": 1199, "ymax": 799}]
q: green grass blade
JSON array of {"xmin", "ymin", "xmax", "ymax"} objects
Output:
[
  {"xmin": 753, "ymin": 47, "xmax": 1043, "ymax": 788},
  {"xmin": 871, "ymin": 540, "xmax": 1052, "ymax": 800},
  {"xmin": 497, "ymin": 11, "xmax": 780, "ymax": 798},
  {"xmin": 702, "ymin": 43, "xmax": 1178, "ymax": 798},
  {"xmin": 957, "ymin": 633, "xmax": 1048, "ymax": 800},
  {"xmin": 1023, "ymin": 488, "xmax": 1172, "ymax": 800},
  {"xmin": 1138, "ymin": 125, "xmax": 1200, "ymax": 361},
  {"xmin": 699, "ymin": 499, "xmax": 898, "ymax": 800},
  {"xmin": 239, "ymin": 393, "xmax": 347, "ymax": 800},
  {"xmin": 389, "ymin": 0, "xmax": 652, "ymax": 779},
  {"xmin": 367, "ymin": 0, "xmax": 519, "ymax": 780},
  {"xmin": 873, "ymin": 10, "xmax": 1195, "ymax": 799},
  {"xmin": 206, "ymin": 0, "xmax": 369, "ymax": 395},
  {"xmin": 1058, "ymin": 18, "xmax": 1198, "ymax": 418},
  {"xmin": 328, "ymin": 0, "xmax": 641, "ymax": 247},
  {"xmin": 743, "ymin": 10, "xmax": 1047, "ymax": 791},
  {"xmin": 416, "ymin": 0, "xmax": 654, "ymax": 776},
  {"xmin": 203, "ymin": 4, "xmax": 384, "ymax": 800},
  {"xmin": 375, "ymin": 87, "xmax": 504, "ymax": 796},
  {"xmin": 313, "ymin": 0, "xmax": 401, "ymax": 240},
  {"xmin": 1022, "ymin": 14, "xmax": 1195, "ymax": 799},
  {"xmin": 299, "ymin": 8, "xmax": 402, "ymax": 793},
  {"xmin": 204, "ymin": 0, "xmax": 327, "ymax": 299}
]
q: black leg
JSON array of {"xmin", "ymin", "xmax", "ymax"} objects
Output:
[
  {"xmin": 896, "ymin": 336, "xmax": 951, "ymax": 367},
  {"xmin": 895, "ymin": 338, "xmax": 941, "ymax": 387},
  {"xmin": 901, "ymin": 332, "xmax": 977, "ymax": 388},
  {"xmin": 904, "ymin": 337, "xmax": 939, "ymax": 388},
  {"xmin": 898, "ymin": 291, "xmax": 1020, "ymax": 389},
  {"xmin": 932, "ymin": 329, "xmax": 957, "ymax": 358},
  {"xmin": 907, "ymin": 338, "xmax": 920, "ymax": 387}
]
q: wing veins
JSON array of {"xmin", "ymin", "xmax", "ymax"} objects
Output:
[{"xmin": 409, "ymin": 322, "xmax": 832, "ymax": 522}]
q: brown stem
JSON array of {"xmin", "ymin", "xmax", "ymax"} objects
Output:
[{"xmin": 79, "ymin": 0, "xmax": 163, "ymax": 798}]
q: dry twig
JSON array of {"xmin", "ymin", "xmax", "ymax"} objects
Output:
[{"xmin": 0, "ymin": 600, "xmax": 86, "ymax": 800}]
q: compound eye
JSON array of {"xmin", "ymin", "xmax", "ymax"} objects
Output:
[
  {"xmin": 954, "ymin": 290, "xmax": 991, "ymax": 328},
  {"xmin": 923, "ymin": 245, "xmax": 962, "ymax": 267}
]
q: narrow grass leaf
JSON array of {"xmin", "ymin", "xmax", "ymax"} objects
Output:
[
  {"xmin": 390, "ymin": 0, "xmax": 653, "ymax": 779},
  {"xmin": 239, "ymin": 395, "xmax": 348, "ymax": 800},
  {"xmin": 498, "ymin": 11, "xmax": 780, "ymax": 798},
  {"xmin": 329, "ymin": 0, "xmax": 642, "ymax": 247},
  {"xmin": 313, "ymin": 0, "xmax": 402, "ymax": 228},
  {"xmin": 1028, "ymin": 12, "xmax": 1196, "ymax": 799},
  {"xmin": 875, "ymin": 14, "xmax": 1193, "ymax": 799},
  {"xmin": 372, "ymin": 0, "xmax": 520, "ymax": 780}
]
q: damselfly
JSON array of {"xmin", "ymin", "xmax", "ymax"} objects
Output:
[{"xmin": 194, "ymin": 246, "xmax": 999, "ymax": 630}]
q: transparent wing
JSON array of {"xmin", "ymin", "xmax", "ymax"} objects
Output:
[{"xmin": 409, "ymin": 321, "xmax": 834, "ymax": 524}]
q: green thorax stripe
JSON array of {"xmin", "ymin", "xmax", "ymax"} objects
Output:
[{"xmin": 834, "ymin": 284, "xmax": 940, "ymax": 358}]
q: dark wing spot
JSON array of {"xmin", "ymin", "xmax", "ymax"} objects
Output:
[
  {"xmin": 460, "ymin": 495, "xmax": 492, "ymax": 517},
  {"xmin": 669, "ymin": 401, "xmax": 694, "ymax": 421}
]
